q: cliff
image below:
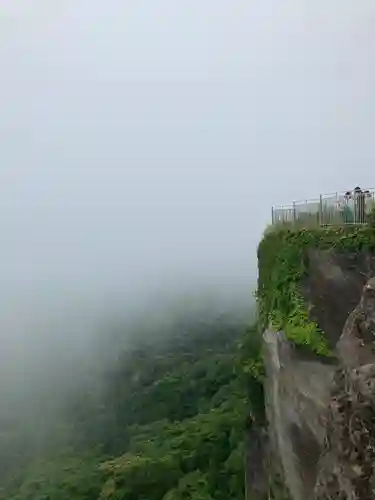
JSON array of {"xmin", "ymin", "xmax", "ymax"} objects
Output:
[{"xmin": 253, "ymin": 226, "xmax": 375, "ymax": 500}]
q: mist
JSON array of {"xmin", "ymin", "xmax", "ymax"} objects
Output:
[{"xmin": 1, "ymin": 0, "xmax": 375, "ymax": 404}]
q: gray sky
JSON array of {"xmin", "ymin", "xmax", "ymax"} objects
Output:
[{"xmin": 0, "ymin": 1, "xmax": 375, "ymax": 372}]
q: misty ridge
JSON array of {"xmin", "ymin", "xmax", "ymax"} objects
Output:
[
  {"xmin": 0, "ymin": 201, "xmax": 256, "ymax": 400},
  {"xmin": 0, "ymin": 276, "xmax": 255, "ymax": 499},
  {"xmin": 0, "ymin": 172, "xmax": 257, "ymax": 494},
  {"xmin": 0, "ymin": 279, "xmax": 253, "ymax": 401}
]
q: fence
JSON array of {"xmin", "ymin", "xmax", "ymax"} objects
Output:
[{"xmin": 272, "ymin": 188, "xmax": 375, "ymax": 228}]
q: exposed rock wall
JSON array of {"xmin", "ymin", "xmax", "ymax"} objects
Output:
[
  {"xmin": 314, "ymin": 277, "xmax": 375, "ymax": 500},
  {"xmin": 263, "ymin": 278, "xmax": 375, "ymax": 500},
  {"xmin": 245, "ymin": 423, "xmax": 268, "ymax": 500},
  {"xmin": 263, "ymin": 330, "xmax": 335, "ymax": 500},
  {"xmin": 302, "ymin": 249, "xmax": 375, "ymax": 347},
  {"xmin": 314, "ymin": 364, "xmax": 375, "ymax": 500}
]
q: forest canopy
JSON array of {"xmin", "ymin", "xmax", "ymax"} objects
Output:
[{"xmin": 0, "ymin": 306, "xmax": 263, "ymax": 500}]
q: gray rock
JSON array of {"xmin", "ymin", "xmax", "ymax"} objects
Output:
[{"xmin": 262, "ymin": 277, "xmax": 375, "ymax": 500}]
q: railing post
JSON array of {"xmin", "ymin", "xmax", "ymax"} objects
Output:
[
  {"xmin": 319, "ymin": 194, "xmax": 323, "ymax": 226},
  {"xmin": 293, "ymin": 202, "xmax": 296, "ymax": 225},
  {"xmin": 271, "ymin": 206, "xmax": 274, "ymax": 225}
]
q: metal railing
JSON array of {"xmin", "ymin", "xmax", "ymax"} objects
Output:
[{"xmin": 272, "ymin": 188, "xmax": 375, "ymax": 228}]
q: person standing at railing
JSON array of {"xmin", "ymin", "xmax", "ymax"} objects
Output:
[
  {"xmin": 336, "ymin": 196, "xmax": 345, "ymax": 223},
  {"xmin": 354, "ymin": 186, "xmax": 366, "ymax": 223},
  {"xmin": 364, "ymin": 190, "xmax": 373, "ymax": 220},
  {"xmin": 343, "ymin": 191, "xmax": 354, "ymax": 224}
]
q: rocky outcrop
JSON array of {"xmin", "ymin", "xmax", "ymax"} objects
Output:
[
  {"xmin": 302, "ymin": 249, "xmax": 375, "ymax": 347},
  {"xmin": 245, "ymin": 421, "xmax": 268, "ymax": 500},
  {"xmin": 263, "ymin": 277, "xmax": 375, "ymax": 500},
  {"xmin": 314, "ymin": 364, "xmax": 375, "ymax": 500},
  {"xmin": 336, "ymin": 276, "xmax": 375, "ymax": 368},
  {"xmin": 263, "ymin": 330, "xmax": 335, "ymax": 500},
  {"xmin": 315, "ymin": 277, "xmax": 375, "ymax": 500}
]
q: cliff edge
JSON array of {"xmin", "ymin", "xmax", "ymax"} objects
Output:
[{"xmin": 253, "ymin": 226, "xmax": 375, "ymax": 500}]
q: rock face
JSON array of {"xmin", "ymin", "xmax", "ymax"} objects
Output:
[
  {"xmin": 245, "ymin": 422, "xmax": 268, "ymax": 500},
  {"xmin": 263, "ymin": 330, "xmax": 335, "ymax": 500},
  {"xmin": 314, "ymin": 364, "xmax": 375, "ymax": 500},
  {"xmin": 263, "ymin": 278, "xmax": 375, "ymax": 500},
  {"xmin": 302, "ymin": 249, "xmax": 375, "ymax": 347},
  {"xmin": 337, "ymin": 276, "xmax": 375, "ymax": 368},
  {"xmin": 315, "ymin": 277, "xmax": 375, "ymax": 500}
]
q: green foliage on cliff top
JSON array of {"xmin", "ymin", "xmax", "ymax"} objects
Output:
[{"xmin": 257, "ymin": 225, "xmax": 375, "ymax": 355}]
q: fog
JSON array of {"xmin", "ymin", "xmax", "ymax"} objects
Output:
[{"xmin": 1, "ymin": 1, "xmax": 375, "ymax": 393}]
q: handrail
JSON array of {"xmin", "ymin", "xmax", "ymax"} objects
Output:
[{"xmin": 271, "ymin": 188, "xmax": 375, "ymax": 227}]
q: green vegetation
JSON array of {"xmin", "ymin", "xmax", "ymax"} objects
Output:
[
  {"xmin": 369, "ymin": 206, "xmax": 375, "ymax": 228},
  {"xmin": 257, "ymin": 225, "xmax": 375, "ymax": 355},
  {"xmin": 0, "ymin": 312, "xmax": 264, "ymax": 500}
]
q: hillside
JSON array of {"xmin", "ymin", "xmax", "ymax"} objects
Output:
[{"xmin": 0, "ymin": 308, "xmax": 263, "ymax": 500}]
